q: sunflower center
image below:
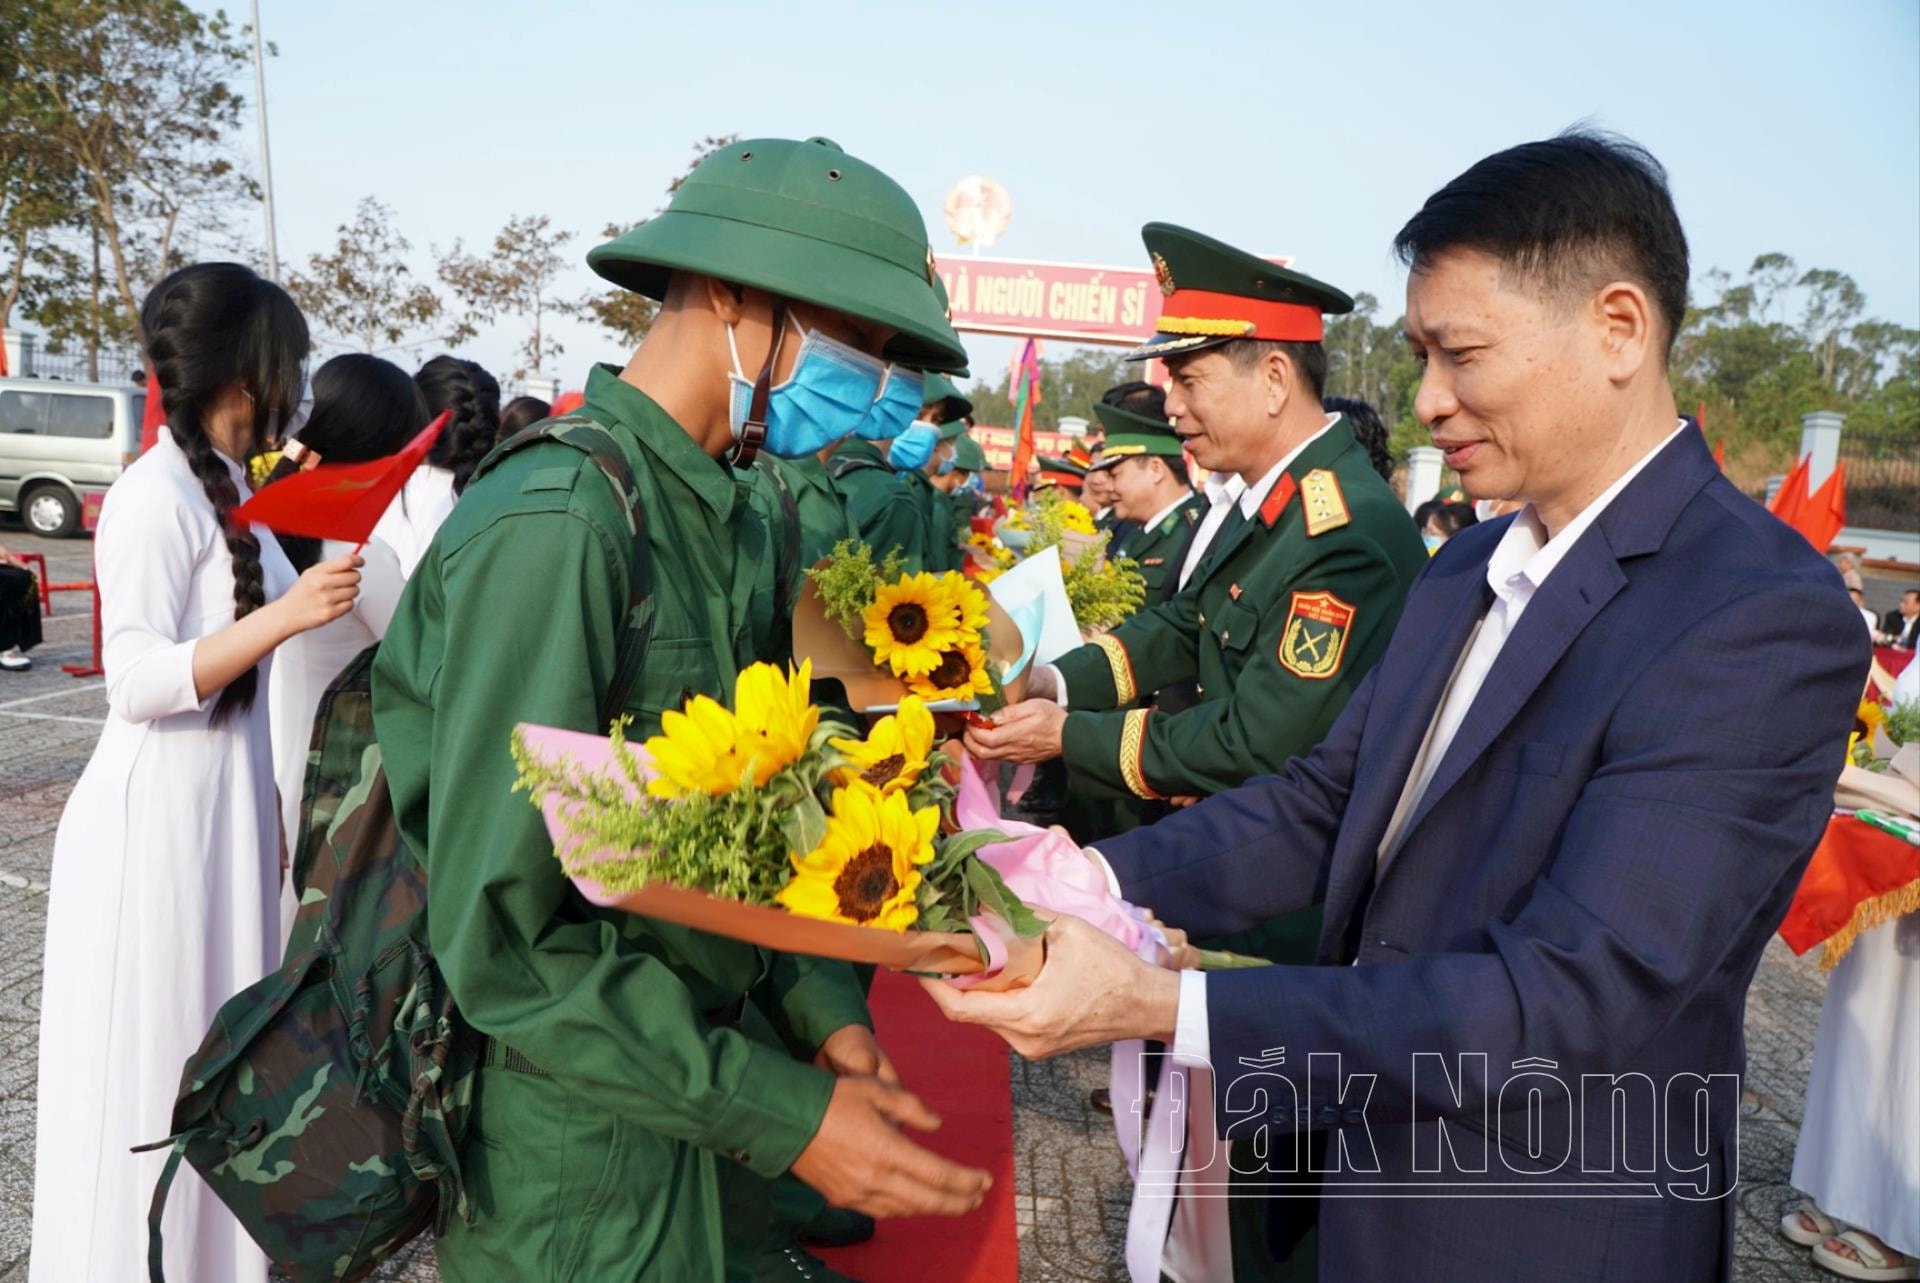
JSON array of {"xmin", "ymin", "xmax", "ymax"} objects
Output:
[
  {"xmin": 888, "ymin": 603, "xmax": 930, "ymax": 644},
  {"xmin": 861, "ymin": 753, "xmax": 907, "ymax": 788},
  {"xmin": 927, "ymin": 649, "xmax": 972, "ymax": 691},
  {"xmin": 833, "ymin": 844, "xmax": 900, "ymax": 922}
]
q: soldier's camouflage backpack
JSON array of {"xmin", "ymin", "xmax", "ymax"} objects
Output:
[{"xmin": 137, "ymin": 414, "xmax": 654, "ymax": 1282}]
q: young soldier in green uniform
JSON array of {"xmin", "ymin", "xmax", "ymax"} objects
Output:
[
  {"xmin": 944, "ymin": 433, "xmax": 987, "ymax": 531},
  {"xmin": 828, "ymin": 406, "xmax": 929, "ymax": 568},
  {"xmin": 1094, "ymin": 383, "xmax": 1203, "ymax": 603},
  {"xmin": 373, "ymin": 136, "xmax": 989, "ymax": 1283},
  {"xmin": 967, "ymin": 221, "xmax": 1426, "ymax": 804}
]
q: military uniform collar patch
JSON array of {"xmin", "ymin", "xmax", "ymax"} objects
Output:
[{"xmin": 1259, "ymin": 473, "xmax": 1298, "ymax": 528}]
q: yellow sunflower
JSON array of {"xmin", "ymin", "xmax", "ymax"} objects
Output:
[
  {"xmin": 734, "ymin": 658, "xmax": 819, "ymax": 773},
  {"xmin": 645, "ymin": 661, "xmax": 816, "ymax": 798},
  {"xmin": 1058, "ymin": 501, "xmax": 1097, "ymax": 535},
  {"xmin": 940, "ymin": 572, "xmax": 991, "ymax": 639},
  {"xmin": 905, "ymin": 640, "xmax": 994, "ymax": 703},
  {"xmin": 830, "ymin": 696, "xmax": 935, "ymax": 795},
  {"xmin": 777, "ymin": 783, "xmax": 938, "ymax": 931},
  {"xmin": 864, "ymin": 572, "xmax": 963, "ymax": 678}
]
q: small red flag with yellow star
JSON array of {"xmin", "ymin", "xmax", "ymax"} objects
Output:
[{"xmin": 231, "ymin": 410, "xmax": 448, "ymax": 548}]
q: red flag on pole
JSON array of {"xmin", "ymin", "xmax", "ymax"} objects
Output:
[
  {"xmin": 1769, "ymin": 452, "xmax": 1811, "ymax": 529},
  {"xmin": 140, "ymin": 369, "xmax": 166, "ymax": 455},
  {"xmin": 1007, "ymin": 340, "xmax": 1040, "ymax": 501},
  {"xmin": 230, "ymin": 410, "xmax": 448, "ymax": 547},
  {"xmin": 1794, "ymin": 459, "xmax": 1847, "ymax": 554}
]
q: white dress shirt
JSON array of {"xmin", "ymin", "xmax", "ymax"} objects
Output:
[
  {"xmin": 1167, "ymin": 420, "xmax": 1690, "ymax": 1065},
  {"xmin": 1176, "ymin": 473, "xmax": 1246, "ymax": 591}
]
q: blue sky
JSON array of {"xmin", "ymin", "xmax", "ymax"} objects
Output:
[{"xmin": 233, "ymin": 0, "xmax": 1919, "ymax": 399}]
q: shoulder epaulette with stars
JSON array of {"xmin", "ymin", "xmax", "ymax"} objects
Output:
[{"xmin": 1300, "ymin": 468, "xmax": 1350, "ymax": 536}]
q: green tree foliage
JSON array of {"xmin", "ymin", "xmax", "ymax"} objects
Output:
[
  {"xmin": 287, "ymin": 197, "xmax": 462, "ymax": 354},
  {"xmin": 438, "ymin": 213, "xmax": 581, "ymax": 380},
  {"xmin": 10, "ymin": 0, "xmax": 257, "ymax": 345},
  {"xmin": 971, "ymin": 347, "xmax": 1134, "ymax": 428}
]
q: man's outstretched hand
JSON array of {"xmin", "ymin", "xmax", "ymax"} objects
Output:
[
  {"xmin": 919, "ymin": 914, "xmax": 1181, "ymax": 1058},
  {"xmin": 790, "ymin": 1077, "xmax": 992, "ymax": 1219},
  {"xmin": 963, "ymin": 698, "xmax": 1068, "ymax": 763}
]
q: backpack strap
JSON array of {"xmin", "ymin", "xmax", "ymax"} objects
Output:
[
  {"xmin": 827, "ymin": 448, "xmax": 887, "ymax": 482},
  {"xmin": 476, "ymin": 412, "xmax": 654, "ymax": 728},
  {"xmin": 760, "ymin": 460, "xmax": 802, "ymax": 647}
]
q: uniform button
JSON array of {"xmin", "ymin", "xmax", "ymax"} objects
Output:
[
  {"xmin": 1198, "ymin": 613, "xmax": 1206, "ymax": 626},
  {"xmin": 1221, "ymin": 630, "xmax": 1229, "ymax": 642},
  {"xmin": 1196, "ymin": 684, "xmax": 1205, "ymax": 695},
  {"xmin": 728, "ymin": 1148, "xmax": 751, "ymax": 1165}
]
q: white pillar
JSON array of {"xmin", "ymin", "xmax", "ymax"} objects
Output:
[
  {"xmin": 2, "ymin": 328, "xmax": 33, "ymax": 378},
  {"xmin": 1799, "ymin": 410, "xmax": 1844, "ymax": 491},
  {"xmin": 1405, "ymin": 445, "xmax": 1444, "ymax": 514}
]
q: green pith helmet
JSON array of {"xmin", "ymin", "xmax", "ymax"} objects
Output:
[
  {"xmin": 1127, "ymin": 221, "xmax": 1354, "ymax": 361},
  {"xmin": 588, "ymin": 136, "xmax": 967, "ymax": 372},
  {"xmin": 922, "ymin": 371, "xmax": 974, "ymax": 423},
  {"xmin": 951, "ymin": 434, "xmax": 987, "ymax": 473},
  {"xmin": 1093, "ymin": 398, "xmax": 1185, "ymax": 466}
]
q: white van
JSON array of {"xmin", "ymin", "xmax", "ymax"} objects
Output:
[{"xmin": 0, "ymin": 376, "xmax": 145, "ymax": 537}]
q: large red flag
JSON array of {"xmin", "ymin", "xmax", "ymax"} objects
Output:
[
  {"xmin": 1795, "ymin": 459, "xmax": 1847, "ymax": 553},
  {"xmin": 231, "ymin": 410, "xmax": 448, "ymax": 546}
]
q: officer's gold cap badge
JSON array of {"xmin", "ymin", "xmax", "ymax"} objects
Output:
[
  {"xmin": 1152, "ymin": 251, "xmax": 1176, "ymax": 297},
  {"xmin": 1278, "ymin": 590, "xmax": 1355, "ymax": 680}
]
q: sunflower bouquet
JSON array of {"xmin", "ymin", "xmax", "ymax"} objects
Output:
[
  {"xmin": 795, "ymin": 540, "xmax": 1031, "ymax": 713},
  {"xmin": 510, "ymin": 662, "xmax": 1046, "ymax": 980},
  {"xmin": 991, "ymin": 489, "xmax": 1148, "ymax": 634}
]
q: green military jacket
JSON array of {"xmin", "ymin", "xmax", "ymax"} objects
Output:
[
  {"xmin": 373, "ymin": 366, "xmax": 869, "ymax": 1278},
  {"xmin": 829, "ymin": 438, "xmax": 925, "ymax": 568},
  {"xmin": 903, "ymin": 469, "xmax": 958, "ymax": 573},
  {"xmin": 1053, "ymin": 421, "xmax": 1426, "ymax": 800},
  {"xmin": 745, "ymin": 453, "xmax": 859, "ymax": 659},
  {"xmin": 1111, "ymin": 492, "xmax": 1205, "ymax": 602},
  {"xmin": 948, "ymin": 484, "xmax": 980, "ymax": 535}
]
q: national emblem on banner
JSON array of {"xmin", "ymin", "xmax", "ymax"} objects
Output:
[{"xmin": 1278, "ymin": 590, "xmax": 1356, "ymax": 679}]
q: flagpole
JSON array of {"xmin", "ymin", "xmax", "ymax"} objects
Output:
[{"xmin": 249, "ymin": 0, "xmax": 281, "ymax": 282}]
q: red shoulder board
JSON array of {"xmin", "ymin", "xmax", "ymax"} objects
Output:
[{"xmin": 1260, "ymin": 473, "xmax": 1298, "ymax": 528}]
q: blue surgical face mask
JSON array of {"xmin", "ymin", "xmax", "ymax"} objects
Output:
[
  {"xmin": 727, "ymin": 316, "xmax": 884, "ymax": 459},
  {"xmin": 1422, "ymin": 532, "xmax": 1444, "ymax": 553},
  {"xmin": 890, "ymin": 420, "xmax": 940, "ymax": 473},
  {"xmin": 856, "ymin": 366, "xmax": 924, "ymax": 442},
  {"xmin": 936, "ymin": 448, "xmax": 957, "ymax": 476}
]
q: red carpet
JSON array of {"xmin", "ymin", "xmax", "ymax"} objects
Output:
[{"xmin": 815, "ymin": 969, "xmax": 1021, "ymax": 1282}]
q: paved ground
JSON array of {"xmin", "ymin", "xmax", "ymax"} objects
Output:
[{"xmin": 0, "ymin": 524, "xmax": 1844, "ymax": 1281}]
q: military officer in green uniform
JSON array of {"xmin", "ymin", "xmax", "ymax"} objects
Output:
[
  {"xmin": 967, "ymin": 221, "xmax": 1426, "ymax": 806},
  {"xmin": 1092, "ymin": 384, "xmax": 1201, "ymax": 600},
  {"xmin": 374, "ymin": 136, "xmax": 989, "ymax": 1283},
  {"xmin": 1030, "ymin": 453, "xmax": 1086, "ymax": 494},
  {"xmin": 969, "ymin": 222, "xmax": 1425, "ymax": 1282}
]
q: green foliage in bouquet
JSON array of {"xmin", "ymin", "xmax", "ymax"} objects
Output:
[{"xmin": 810, "ymin": 539, "xmax": 908, "ymax": 643}]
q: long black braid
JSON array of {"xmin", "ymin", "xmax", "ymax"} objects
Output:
[
  {"xmin": 139, "ymin": 262, "xmax": 309, "ymax": 727},
  {"xmin": 415, "ymin": 355, "xmax": 501, "ymax": 494}
]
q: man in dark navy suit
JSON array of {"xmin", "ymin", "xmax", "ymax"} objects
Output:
[{"xmin": 927, "ymin": 132, "xmax": 1869, "ymax": 1282}]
